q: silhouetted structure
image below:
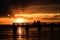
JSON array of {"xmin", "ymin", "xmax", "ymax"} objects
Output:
[{"xmin": 0, "ymin": 21, "xmax": 60, "ymax": 40}]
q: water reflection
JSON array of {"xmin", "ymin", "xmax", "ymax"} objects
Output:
[
  {"xmin": 17, "ymin": 26, "xmax": 27, "ymax": 40},
  {"xmin": 0, "ymin": 25, "xmax": 59, "ymax": 40},
  {"xmin": 17, "ymin": 27, "xmax": 22, "ymax": 40},
  {"xmin": 17, "ymin": 26, "xmax": 38, "ymax": 40}
]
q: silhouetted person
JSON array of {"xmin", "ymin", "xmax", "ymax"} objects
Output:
[
  {"xmin": 25, "ymin": 23, "xmax": 29, "ymax": 40},
  {"xmin": 50, "ymin": 23, "xmax": 54, "ymax": 40},
  {"xmin": 13, "ymin": 23, "xmax": 17, "ymax": 40},
  {"xmin": 36, "ymin": 21, "xmax": 41, "ymax": 40},
  {"xmin": 58, "ymin": 23, "xmax": 60, "ymax": 40},
  {"xmin": 36, "ymin": 21, "xmax": 40, "ymax": 25},
  {"xmin": 50, "ymin": 23, "xmax": 54, "ymax": 32}
]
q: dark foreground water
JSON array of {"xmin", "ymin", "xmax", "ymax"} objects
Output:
[{"xmin": 0, "ymin": 25, "xmax": 60, "ymax": 40}]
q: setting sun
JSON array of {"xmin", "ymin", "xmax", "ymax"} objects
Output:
[{"xmin": 14, "ymin": 18, "xmax": 26, "ymax": 23}]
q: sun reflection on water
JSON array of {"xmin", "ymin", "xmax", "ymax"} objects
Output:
[{"xmin": 17, "ymin": 27, "xmax": 22, "ymax": 40}]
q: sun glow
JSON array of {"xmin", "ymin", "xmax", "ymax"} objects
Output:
[{"xmin": 14, "ymin": 18, "xmax": 25, "ymax": 23}]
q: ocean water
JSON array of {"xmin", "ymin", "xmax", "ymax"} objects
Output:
[{"xmin": 0, "ymin": 25, "xmax": 59, "ymax": 40}]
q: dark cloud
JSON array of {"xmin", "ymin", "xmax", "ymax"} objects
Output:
[
  {"xmin": 24, "ymin": 5, "xmax": 60, "ymax": 13},
  {"xmin": 0, "ymin": 0, "xmax": 60, "ymax": 7},
  {"xmin": 0, "ymin": 0, "xmax": 60, "ymax": 16}
]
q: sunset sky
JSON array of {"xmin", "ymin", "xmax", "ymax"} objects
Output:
[{"xmin": 0, "ymin": 0, "xmax": 60, "ymax": 24}]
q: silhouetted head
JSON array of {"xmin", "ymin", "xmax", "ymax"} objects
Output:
[
  {"xmin": 13, "ymin": 23, "xmax": 15, "ymax": 25},
  {"xmin": 33, "ymin": 21, "xmax": 36, "ymax": 23},
  {"xmin": 37, "ymin": 20, "xmax": 40, "ymax": 23}
]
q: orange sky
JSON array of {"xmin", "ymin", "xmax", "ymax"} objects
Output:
[
  {"xmin": 0, "ymin": 5, "xmax": 60, "ymax": 24},
  {"xmin": 0, "ymin": 13, "xmax": 60, "ymax": 24}
]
